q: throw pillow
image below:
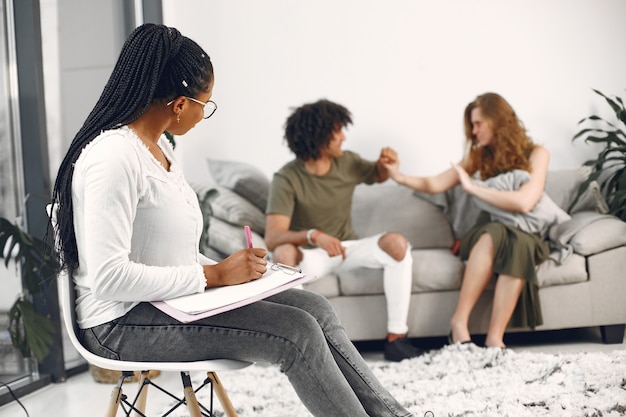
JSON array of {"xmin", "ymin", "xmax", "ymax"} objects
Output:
[
  {"xmin": 567, "ymin": 213, "xmax": 626, "ymax": 255},
  {"xmin": 208, "ymin": 159, "xmax": 270, "ymax": 212},
  {"xmin": 544, "ymin": 168, "xmax": 609, "ymax": 214},
  {"xmin": 444, "ymin": 184, "xmax": 483, "ymax": 239},
  {"xmin": 207, "ymin": 216, "xmax": 268, "ymax": 256},
  {"xmin": 201, "ymin": 245, "xmax": 228, "ymax": 262},
  {"xmin": 569, "ymin": 180, "xmax": 609, "ymax": 214},
  {"xmin": 210, "ymin": 186, "xmax": 266, "ymax": 235},
  {"xmin": 197, "ymin": 188, "xmax": 219, "ymax": 255},
  {"xmin": 548, "ymin": 211, "xmax": 626, "ymax": 263},
  {"xmin": 472, "ymin": 169, "xmax": 571, "ymax": 235}
]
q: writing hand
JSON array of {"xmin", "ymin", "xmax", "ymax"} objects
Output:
[{"xmin": 203, "ymin": 248, "xmax": 267, "ymax": 288}]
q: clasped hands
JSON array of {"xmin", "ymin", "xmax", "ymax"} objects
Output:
[{"xmin": 379, "ymin": 146, "xmax": 398, "ymax": 165}]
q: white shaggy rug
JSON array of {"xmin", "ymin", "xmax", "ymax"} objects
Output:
[{"xmin": 167, "ymin": 344, "xmax": 626, "ymax": 417}]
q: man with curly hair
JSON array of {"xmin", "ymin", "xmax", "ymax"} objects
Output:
[{"xmin": 265, "ymin": 99, "xmax": 423, "ymax": 362}]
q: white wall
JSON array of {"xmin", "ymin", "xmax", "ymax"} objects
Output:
[{"xmin": 162, "ymin": 0, "xmax": 626, "ymax": 184}]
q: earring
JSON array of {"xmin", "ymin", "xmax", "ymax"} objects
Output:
[{"xmin": 177, "ymin": 114, "xmax": 180, "ymax": 123}]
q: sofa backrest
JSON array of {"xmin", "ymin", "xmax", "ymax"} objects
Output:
[
  {"xmin": 544, "ymin": 168, "xmax": 608, "ymax": 214},
  {"xmin": 351, "ymin": 184, "xmax": 455, "ymax": 249}
]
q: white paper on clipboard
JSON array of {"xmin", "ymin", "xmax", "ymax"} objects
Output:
[{"xmin": 151, "ymin": 262, "xmax": 313, "ymax": 322}]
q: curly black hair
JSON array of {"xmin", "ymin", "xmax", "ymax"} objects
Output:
[
  {"xmin": 50, "ymin": 23, "xmax": 214, "ymax": 275},
  {"xmin": 284, "ymin": 99, "xmax": 352, "ymax": 161}
]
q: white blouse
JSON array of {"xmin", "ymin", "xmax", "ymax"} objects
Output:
[{"xmin": 71, "ymin": 126, "xmax": 211, "ymax": 328}]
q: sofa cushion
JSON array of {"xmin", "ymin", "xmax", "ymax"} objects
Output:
[
  {"xmin": 536, "ymin": 253, "xmax": 588, "ymax": 287},
  {"xmin": 411, "ymin": 249, "xmax": 464, "ymax": 292},
  {"xmin": 352, "ymin": 184, "xmax": 454, "ymax": 249},
  {"xmin": 303, "ymin": 275, "xmax": 340, "ymax": 298},
  {"xmin": 336, "ymin": 249, "xmax": 463, "ymax": 296}
]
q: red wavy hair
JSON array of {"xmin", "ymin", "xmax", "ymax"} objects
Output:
[{"xmin": 463, "ymin": 92, "xmax": 536, "ymax": 180}]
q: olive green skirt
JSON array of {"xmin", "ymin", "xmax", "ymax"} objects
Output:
[{"xmin": 459, "ymin": 212, "xmax": 550, "ymax": 328}]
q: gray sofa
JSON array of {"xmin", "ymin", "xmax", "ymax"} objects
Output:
[{"xmin": 193, "ymin": 161, "xmax": 626, "ymax": 345}]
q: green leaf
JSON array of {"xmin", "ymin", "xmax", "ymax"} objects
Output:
[
  {"xmin": 593, "ymin": 89, "xmax": 626, "ymax": 119},
  {"xmin": 1, "ymin": 217, "xmax": 58, "ymax": 294},
  {"xmin": 2, "ymin": 216, "xmax": 59, "ymax": 363},
  {"xmin": 571, "ymin": 89, "xmax": 626, "ymax": 221},
  {"xmin": 8, "ymin": 299, "xmax": 55, "ymax": 362}
]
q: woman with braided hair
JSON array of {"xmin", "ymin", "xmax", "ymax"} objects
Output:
[{"xmin": 49, "ymin": 24, "xmax": 414, "ymax": 417}]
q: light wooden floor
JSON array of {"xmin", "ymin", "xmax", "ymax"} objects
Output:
[{"xmin": 1, "ymin": 327, "xmax": 624, "ymax": 417}]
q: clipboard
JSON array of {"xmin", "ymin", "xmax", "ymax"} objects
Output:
[{"xmin": 151, "ymin": 262, "xmax": 313, "ymax": 323}]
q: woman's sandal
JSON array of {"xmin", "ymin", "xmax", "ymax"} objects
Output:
[
  {"xmin": 447, "ymin": 331, "xmax": 472, "ymax": 345},
  {"xmin": 484, "ymin": 344, "xmax": 508, "ymax": 350}
]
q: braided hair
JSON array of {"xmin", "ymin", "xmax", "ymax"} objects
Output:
[
  {"xmin": 284, "ymin": 99, "xmax": 352, "ymax": 161},
  {"xmin": 49, "ymin": 23, "xmax": 214, "ymax": 274}
]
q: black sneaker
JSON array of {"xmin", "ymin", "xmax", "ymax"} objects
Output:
[{"xmin": 383, "ymin": 338, "xmax": 424, "ymax": 362}]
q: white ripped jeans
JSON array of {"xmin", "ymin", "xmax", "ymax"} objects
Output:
[{"xmin": 298, "ymin": 233, "xmax": 413, "ymax": 335}]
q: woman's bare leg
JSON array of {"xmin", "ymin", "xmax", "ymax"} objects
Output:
[
  {"xmin": 450, "ymin": 233, "xmax": 494, "ymax": 343},
  {"xmin": 484, "ymin": 274, "xmax": 524, "ymax": 348}
]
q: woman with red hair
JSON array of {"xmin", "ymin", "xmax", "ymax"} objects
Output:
[{"xmin": 386, "ymin": 92, "xmax": 552, "ymax": 349}]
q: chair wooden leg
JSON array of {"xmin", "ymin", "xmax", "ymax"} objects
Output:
[
  {"xmin": 105, "ymin": 386, "xmax": 123, "ymax": 417},
  {"xmin": 181, "ymin": 372, "xmax": 203, "ymax": 417},
  {"xmin": 207, "ymin": 372, "xmax": 239, "ymax": 417},
  {"xmin": 132, "ymin": 371, "xmax": 150, "ymax": 417},
  {"xmin": 105, "ymin": 374, "xmax": 129, "ymax": 417}
]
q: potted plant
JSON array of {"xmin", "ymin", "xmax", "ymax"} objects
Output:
[
  {"xmin": 571, "ymin": 89, "xmax": 626, "ymax": 221},
  {"xmin": 0, "ymin": 217, "xmax": 56, "ymax": 365}
]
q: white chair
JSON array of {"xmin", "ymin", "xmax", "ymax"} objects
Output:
[{"xmin": 50, "ymin": 205, "xmax": 253, "ymax": 417}]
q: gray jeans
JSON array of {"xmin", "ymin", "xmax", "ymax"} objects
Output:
[{"xmin": 80, "ymin": 289, "xmax": 413, "ymax": 417}]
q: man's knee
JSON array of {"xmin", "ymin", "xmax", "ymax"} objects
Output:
[
  {"xmin": 272, "ymin": 243, "xmax": 303, "ymax": 266},
  {"xmin": 378, "ymin": 233, "xmax": 409, "ymax": 261}
]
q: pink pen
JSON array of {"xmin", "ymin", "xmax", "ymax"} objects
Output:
[{"xmin": 244, "ymin": 225, "xmax": 253, "ymax": 248}]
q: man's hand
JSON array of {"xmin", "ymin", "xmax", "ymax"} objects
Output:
[
  {"xmin": 376, "ymin": 147, "xmax": 399, "ymax": 182},
  {"xmin": 379, "ymin": 147, "xmax": 398, "ymax": 165},
  {"xmin": 315, "ymin": 233, "xmax": 347, "ymax": 259},
  {"xmin": 203, "ymin": 248, "xmax": 267, "ymax": 288}
]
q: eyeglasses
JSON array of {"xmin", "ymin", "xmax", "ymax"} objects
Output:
[{"xmin": 167, "ymin": 97, "xmax": 218, "ymax": 119}]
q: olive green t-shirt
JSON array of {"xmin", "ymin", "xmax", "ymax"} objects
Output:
[{"xmin": 266, "ymin": 151, "xmax": 378, "ymax": 241}]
